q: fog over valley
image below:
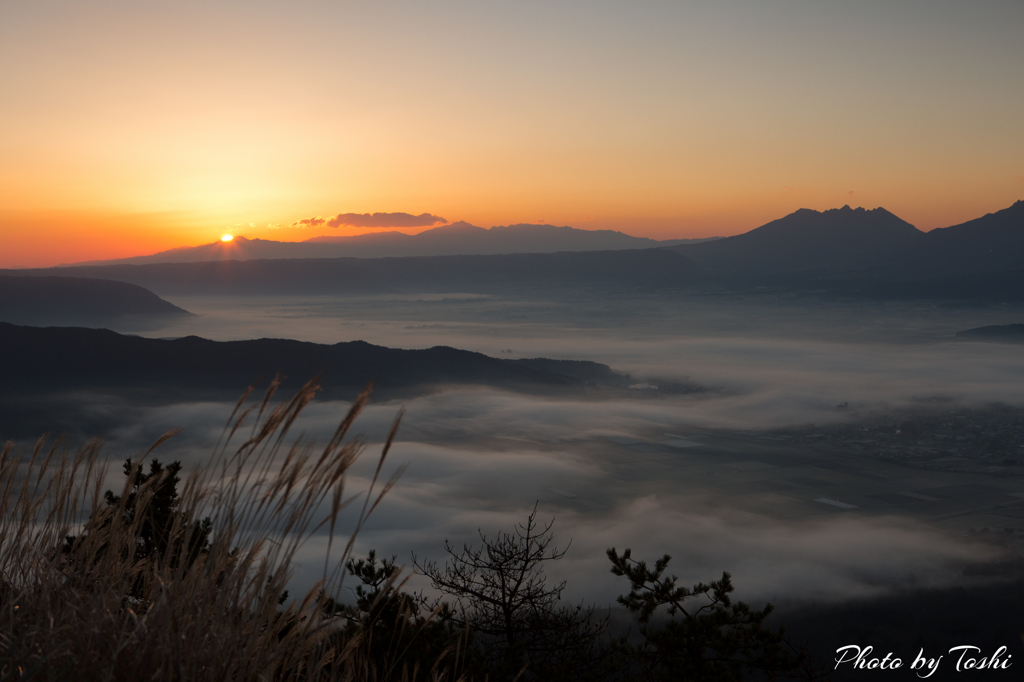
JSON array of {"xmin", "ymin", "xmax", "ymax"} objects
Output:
[{"xmin": 7, "ymin": 291, "xmax": 1024, "ymax": 606}]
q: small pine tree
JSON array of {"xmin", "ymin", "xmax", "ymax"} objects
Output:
[
  {"xmin": 607, "ymin": 548, "xmax": 808, "ymax": 681},
  {"xmin": 64, "ymin": 458, "xmax": 212, "ymax": 581},
  {"xmin": 317, "ymin": 551, "xmax": 474, "ymax": 680}
]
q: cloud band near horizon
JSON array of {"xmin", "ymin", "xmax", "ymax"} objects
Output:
[{"xmin": 291, "ymin": 212, "xmax": 448, "ymax": 229}]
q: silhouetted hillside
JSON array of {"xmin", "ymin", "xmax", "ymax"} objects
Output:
[
  {"xmin": 10, "ymin": 249, "xmax": 697, "ymax": 296},
  {"xmin": 895, "ymin": 200, "xmax": 1024, "ymax": 276},
  {"xmin": 671, "ymin": 206, "xmax": 924, "ymax": 275},
  {"xmin": 0, "ymin": 323, "xmax": 629, "ymax": 397},
  {"xmin": 0, "ymin": 275, "xmax": 191, "ymax": 327},
  {"xmin": 71, "ymin": 223, "xmax": 715, "ymax": 265},
  {"xmin": 955, "ymin": 323, "xmax": 1024, "ymax": 343},
  {"xmin": 511, "ymin": 358, "xmax": 627, "ymax": 385}
]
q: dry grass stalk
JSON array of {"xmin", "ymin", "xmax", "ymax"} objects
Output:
[{"xmin": 0, "ymin": 381, "xmax": 465, "ymax": 682}]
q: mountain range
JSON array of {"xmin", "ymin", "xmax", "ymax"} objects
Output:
[
  {"xmin": 7, "ymin": 200, "xmax": 1023, "ymax": 301},
  {"xmin": 69, "ymin": 222, "xmax": 718, "ymax": 266},
  {"xmin": 667, "ymin": 200, "xmax": 1024, "ymax": 297},
  {"xmin": 14, "ymin": 249, "xmax": 696, "ymax": 297},
  {"xmin": 673, "ymin": 200, "xmax": 1024, "ymax": 276}
]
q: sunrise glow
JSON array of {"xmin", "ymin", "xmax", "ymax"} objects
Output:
[
  {"xmin": 221, "ymin": 235, "xmax": 233, "ymax": 243},
  {"xmin": 0, "ymin": 2, "xmax": 1021, "ymax": 268}
]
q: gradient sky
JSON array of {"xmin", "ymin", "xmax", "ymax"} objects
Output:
[{"xmin": 2, "ymin": 0, "xmax": 1022, "ymax": 267}]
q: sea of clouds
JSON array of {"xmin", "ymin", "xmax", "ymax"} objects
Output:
[{"xmin": 16, "ymin": 291, "xmax": 1024, "ymax": 608}]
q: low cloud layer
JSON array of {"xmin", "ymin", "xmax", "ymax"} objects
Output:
[
  {"xmin": 58, "ymin": 387, "xmax": 1010, "ymax": 611},
  {"xmin": 156, "ymin": 294, "xmax": 1024, "ymax": 431},
  {"xmin": 16, "ymin": 292, "xmax": 1024, "ymax": 612},
  {"xmin": 289, "ymin": 212, "xmax": 448, "ymax": 229},
  {"xmin": 290, "ymin": 216, "xmax": 328, "ymax": 228}
]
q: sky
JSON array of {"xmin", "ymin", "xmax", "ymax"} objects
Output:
[{"xmin": 1, "ymin": 0, "xmax": 1022, "ymax": 267}]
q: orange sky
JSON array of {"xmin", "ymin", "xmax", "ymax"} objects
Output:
[{"xmin": 2, "ymin": 1, "xmax": 1022, "ymax": 268}]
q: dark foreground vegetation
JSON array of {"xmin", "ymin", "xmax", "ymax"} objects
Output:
[{"xmin": 1, "ymin": 382, "xmax": 821, "ymax": 681}]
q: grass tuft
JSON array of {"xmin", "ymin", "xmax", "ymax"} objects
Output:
[{"xmin": 0, "ymin": 381, "xmax": 460, "ymax": 681}]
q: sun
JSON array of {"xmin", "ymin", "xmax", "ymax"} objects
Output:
[{"xmin": 221, "ymin": 234, "xmax": 234, "ymax": 242}]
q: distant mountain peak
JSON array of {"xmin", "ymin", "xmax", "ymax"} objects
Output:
[
  {"xmin": 755, "ymin": 205, "xmax": 919, "ymax": 237},
  {"xmin": 671, "ymin": 203, "xmax": 923, "ymax": 275}
]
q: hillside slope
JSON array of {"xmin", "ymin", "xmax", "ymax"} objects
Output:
[
  {"xmin": 0, "ymin": 323, "xmax": 628, "ymax": 397},
  {"xmin": 0, "ymin": 275, "xmax": 191, "ymax": 327}
]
